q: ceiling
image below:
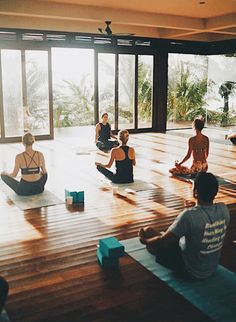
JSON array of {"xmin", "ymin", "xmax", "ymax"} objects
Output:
[{"xmin": 0, "ymin": 0, "xmax": 236, "ymax": 42}]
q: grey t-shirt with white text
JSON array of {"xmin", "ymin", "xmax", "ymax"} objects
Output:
[{"xmin": 169, "ymin": 203, "xmax": 230, "ymax": 279}]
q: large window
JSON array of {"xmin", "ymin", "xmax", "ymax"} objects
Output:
[
  {"xmin": 207, "ymin": 55, "xmax": 236, "ymax": 128},
  {"xmin": 138, "ymin": 55, "xmax": 153, "ymax": 129},
  {"xmin": 1, "ymin": 50, "xmax": 23, "ymax": 137},
  {"xmin": 52, "ymin": 48, "xmax": 94, "ymax": 128},
  {"xmin": 0, "ymin": 49, "xmax": 51, "ymax": 139},
  {"xmin": 118, "ymin": 54, "xmax": 135, "ymax": 129},
  {"xmin": 25, "ymin": 50, "xmax": 50, "ymax": 135},
  {"xmin": 98, "ymin": 53, "xmax": 115, "ymax": 129},
  {"xmin": 167, "ymin": 53, "xmax": 236, "ymax": 130}
]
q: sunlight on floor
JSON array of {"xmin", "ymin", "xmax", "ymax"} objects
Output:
[{"xmin": 0, "ymin": 204, "xmax": 43, "ymax": 244}]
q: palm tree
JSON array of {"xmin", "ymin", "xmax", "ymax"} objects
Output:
[
  {"xmin": 218, "ymin": 81, "xmax": 236, "ymax": 113},
  {"xmin": 168, "ymin": 66, "xmax": 208, "ymax": 122}
]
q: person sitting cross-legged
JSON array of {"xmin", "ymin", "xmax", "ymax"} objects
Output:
[
  {"xmin": 1, "ymin": 132, "xmax": 48, "ymax": 196},
  {"xmin": 95, "ymin": 129, "xmax": 135, "ymax": 183},
  {"xmin": 169, "ymin": 117, "xmax": 209, "ymax": 176},
  {"xmin": 139, "ymin": 172, "xmax": 230, "ymax": 279},
  {"xmin": 95, "ymin": 112, "xmax": 119, "ymax": 151}
]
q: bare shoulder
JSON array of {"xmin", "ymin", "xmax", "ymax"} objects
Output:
[
  {"xmin": 16, "ymin": 153, "xmax": 22, "ymax": 160},
  {"xmin": 95, "ymin": 123, "xmax": 101, "ymax": 129},
  {"xmin": 189, "ymin": 136, "xmax": 195, "ymax": 144},
  {"xmin": 37, "ymin": 151, "xmax": 44, "ymax": 157},
  {"xmin": 112, "ymin": 146, "xmax": 120, "ymax": 153}
]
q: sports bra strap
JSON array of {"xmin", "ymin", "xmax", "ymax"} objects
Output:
[{"xmin": 23, "ymin": 151, "xmax": 39, "ymax": 168}]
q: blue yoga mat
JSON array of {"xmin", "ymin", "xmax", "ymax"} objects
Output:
[
  {"xmin": 121, "ymin": 237, "xmax": 236, "ymax": 322},
  {"xmin": 173, "ymin": 174, "xmax": 236, "ymax": 188},
  {"xmin": 0, "ymin": 309, "xmax": 11, "ymax": 322}
]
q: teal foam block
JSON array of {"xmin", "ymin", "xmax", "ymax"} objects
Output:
[
  {"xmin": 121, "ymin": 237, "xmax": 236, "ymax": 322},
  {"xmin": 99, "ymin": 237, "xmax": 125, "ymax": 258},
  {"xmin": 65, "ymin": 189, "xmax": 84, "ymax": 204},
  {"xmin": 97, "ymin": 248, "xmax": 119, "ymax": 268},
  {"xmin": 77, "ymin": 191, "xmax": 84, "ymax": 203}
]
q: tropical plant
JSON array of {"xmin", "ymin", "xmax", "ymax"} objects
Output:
[
  {"xmin": 53, "ymin": 75, "xmax": 94, "ymax": 127},
  {"xmin": 167, "ymin": 66, "xmax": 209, "ymax": 122},
  {"xmin": 218, "ymin": 81, "xmax": 236, "ymax": 113},
  {"xmin": 26, "ymin": 59, "xmax": 49, "ymax": 130},
  {"xmin": 138, "ymin": 60, "xmax": 152, "ymax": 122}
]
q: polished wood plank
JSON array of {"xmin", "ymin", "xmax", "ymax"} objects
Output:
[{"xmin": 0, "ymin": 128, "xmax": 235, "ymax": 322}]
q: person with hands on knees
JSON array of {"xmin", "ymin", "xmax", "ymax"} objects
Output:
[
  {"xmin": 170, "ymin": 117, "xmax": 209, "ymax": 175},
  {"xmin": 95, "ymin": 129, "xmax": 135, "ymax": 183},
  {"xmin": 95, "ymin": 112, "xmax": 119, "ymax": 151},
  {"xmin": 139, "ymin": 172, "xmax": 230, "ymax": 279},
  {"xmin": 1, "ymin": 132, "xmax": 47, "ymax": 196}
]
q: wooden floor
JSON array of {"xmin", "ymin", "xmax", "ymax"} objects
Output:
[{"xmin": 0, "ymin": 129, "xmax": 236, "ymax": 322}]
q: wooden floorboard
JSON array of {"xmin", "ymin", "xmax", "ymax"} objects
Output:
[{"xmin": 0, "ymin": 129, "xmax": 235, "ymax": 322}]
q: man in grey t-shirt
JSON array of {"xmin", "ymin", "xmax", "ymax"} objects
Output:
[{"xmin": 139, "ymin": 172, "xmax": 230, "ymax": 279}]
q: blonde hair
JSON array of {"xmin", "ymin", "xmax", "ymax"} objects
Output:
[
  {"xmin": 118, "ymin": 129, "xmax": 129, "ymax": 145},
  {"xmin": 22, "ymin": 132, "xmax": 35, "ymax": 146}
]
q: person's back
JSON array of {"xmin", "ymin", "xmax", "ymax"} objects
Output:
[
  {"xmin": 1, "ymin": 132, "xmax": 47, "ymax": 196},
  {"xmin": 191, "ymin": 133, "xmax": 209, "ymax": 162},
  {"xmin": 17, "ymin": 150, "xmax": 45, "ymax": 182},
  {"xmin": 170, "ymin": 173, "xmax": 230, "ymax": 279},
  {"xmin": 114, "ymin": 145, "xmax": 134, "ymax": 183},
  {"xmin": 175, "ymin": 202, "xmax": 229, "ymax": 279},
  {"xmin": 169, "ymin": 117, "xmax": 209, "ymax": 175},
  {"xmin": 95, "ymin": 129, "xmax": 136, "ymax": 184},
  {"xmin": 139, "ymin": 172, "xmax": 230, "ymax": 280}
]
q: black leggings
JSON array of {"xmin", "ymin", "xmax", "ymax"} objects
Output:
[
  {"xmin": 1, "ymin": 173, "xmax": 48, "ymax": 196},
  {"xmin": 230, "ymin": 137, "xmax": 236, "ymax": 145},
  {"xmin": 97, "ymin": 165, "xmax": 133, "ymax": 184},
  {"xmin": 96, "ymin": 140, "xmax": 119, "ymax": 151},
  {"xmin": 0, "ymin": 276, "xmax": 9, "ymax": 314},
  {"xmin": 154, "ymin": 243, "xmax": 188, "ymax": 278}
]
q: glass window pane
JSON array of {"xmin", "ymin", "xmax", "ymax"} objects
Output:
[
  {"xmin": 1, "ymin": 50, "xmax": 23, "ymax": 137},
  {"xmin": 207, "ymin": 54, "xmax": 236, "ymax": 129},
  {"xmin": 52, "ymin": 48, "xmax": 94, "ymax": 128},
  {"xmin": 98, "ymin": 53, "xmax": 115, "ymax": 129},
  {"xmin": 25, "ymin": 50, "xmax": 50, "ymax": 135},
  {"xmin": 118, "ymin": 55, "xmax": 135, "ymax": 129},
  {"xmin": 138, "ymin": 55, "xmax": 153, "ymax": 129},
  {"xmin": 167, "ymin": 54, "xmax": 208, "ymax": 129}
]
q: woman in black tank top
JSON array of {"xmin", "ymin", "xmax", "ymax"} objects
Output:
[
  {"xmin": 1, "ymin": 132, "xmax": 48, "ymax": 196},
  {"xmin": 95, "ymin": 112, "xmax": 119, "ymax": 151},
  {"xmin": 95, "ymin": 130, "xmax": 136, "ymax": 183}
]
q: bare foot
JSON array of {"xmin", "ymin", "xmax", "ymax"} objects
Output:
[
  {"xmin": 185, "ymin": 200, "xmax": 196, "ymax": 208},
  {"xmin": 138, "ymin": 228, "xmax": 147, "ymax": 245}
]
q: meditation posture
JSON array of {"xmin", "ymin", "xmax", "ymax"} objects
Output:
[
  {"xmin": 227, "ymin": 132, "xmax": 236, "ymax": 145},
  {"xmin": 139, "ymin": 172, "xmax": 230, "ymax": 279},
  {"xmin": 0, "ymin": 276, "xmax": 8, "ymax": 315},
  {"xmin": 169, "ymin": 117, "xmax": 209, "ymax": 175},
  {"xmin": 95, "ymin": 129, "xmax": 135, "ymax": 183},
  {"xmin": 95, "ymin": 112, "xmax": 119, "ymax": 151},
  {"xmin": 1, "ymin": 132, "xmax": 48, "ymax": 196}
]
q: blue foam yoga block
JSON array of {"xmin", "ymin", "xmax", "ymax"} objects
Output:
[
  {"xmin": 99, "ymin": 237, "xmax": 125, "ymax": 258},
  {"xmin": 65, "ymin": 189, "xmax": 84, "ymax": 204},
  {"xmin": 97, "ymin": 248, "xmax": 119, "ymax": 267}
]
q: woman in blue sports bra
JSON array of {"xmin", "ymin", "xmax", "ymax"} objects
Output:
[
  {"xmin": 95, "ymin": 129, "xmax": 136, "ymax": 183},
  {"xmin": 1, "ymin": 132, "xmax": 48, "ymax": 195}
]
